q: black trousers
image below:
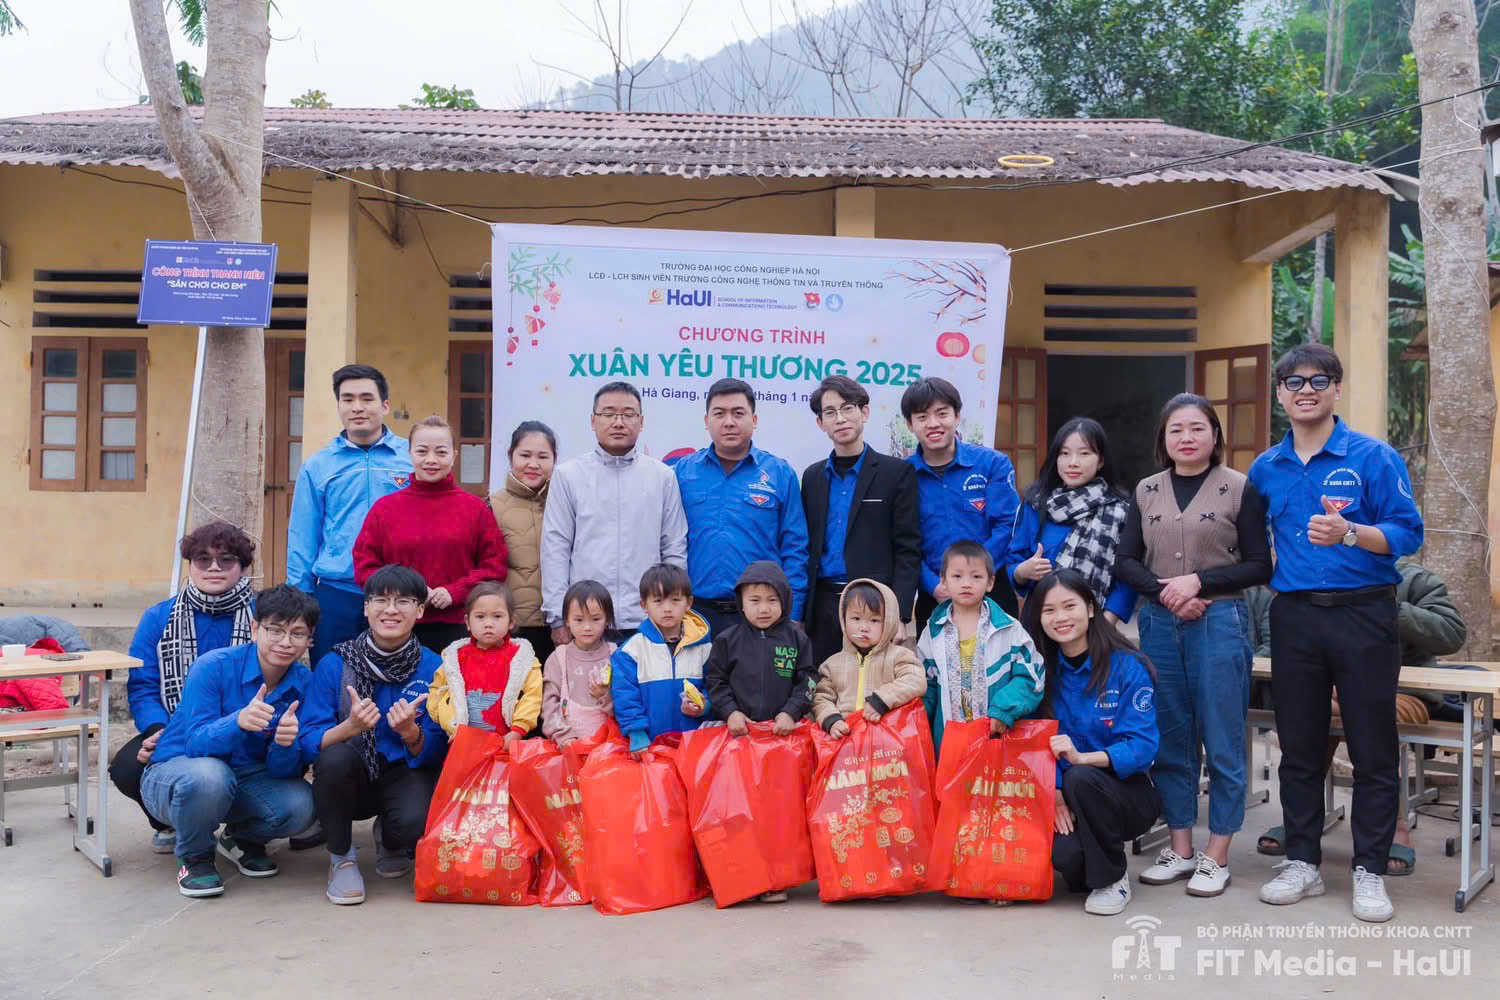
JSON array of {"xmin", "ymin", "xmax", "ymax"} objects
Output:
[
  {"xmin": 1270, "ymin": 593, "xmax": 1400, "ymax": 873},
  {"xmin": 1052, "ymin": 766, "xmax": 1161, "ymax": 892},
  {"xmin": 695, "ymin": 601, "xmax": 741, "ymax": 642},
  {"xmin": 515, "ymin": 625, "xmax": 556, "ymax": 673},
  {"xmin": 107, "ymin": 726, "xmax": 169, "ymax": 831},
  {"xmin": 312, "ymin": 742, "xmax": 442, "ymax": 857},
  {"xmin": 413, "ymin": 622, "xmax": 469, "ymax": 655},
  {"xmin": 808, "ymin": 583, "xmax": 848, "ymax": 666}
]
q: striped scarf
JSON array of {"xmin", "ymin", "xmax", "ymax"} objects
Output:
[{"xmin": 157, "ymin": 578, "xmax": 254, "ymax": 714}]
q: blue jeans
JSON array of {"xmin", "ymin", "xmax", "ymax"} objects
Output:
[
  {"xmin": 310, "ymin": 582, "xmax": 366, "ymax": 669},
  {"xmin": 142, "ymin": 757, "xmax": 315, "ymax": 860},
  {"xmin": 1139, "ymin": 598, "xmax": 1251, "ymax": 836}
]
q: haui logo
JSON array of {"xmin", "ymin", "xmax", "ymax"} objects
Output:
[
  {"xmin": 1111, "ymin": 915, "xmax": 1183, "ymax": 975},
  {"xmin": 650, "ymin": 287, "xmax": 712, "ymax": 306}
]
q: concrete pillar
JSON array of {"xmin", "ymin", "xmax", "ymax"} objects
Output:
[
  {"xmin": 1332, "ymin": 189, "xmax": 1390, "ymax": 437},
  {"xmin": 834, "ymin": 186, "xmax": 876, "ymax": 237},
  {"xmin": 302, "ymin": 177, "xmax": 360, "ymax": 450}
]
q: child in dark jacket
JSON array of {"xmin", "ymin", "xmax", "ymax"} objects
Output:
[{"xmin": 704, "ymin": 561, "xmax": 817, "ymax": 738}]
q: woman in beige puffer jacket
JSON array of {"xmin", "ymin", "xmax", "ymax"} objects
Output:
[{"xmin": 491, "ymin": 420, "xmax": 557, "ymax": 668}]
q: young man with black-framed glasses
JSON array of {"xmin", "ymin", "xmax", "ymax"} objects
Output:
[{"xmin": 1248, "ymin": 345, "xmax": 1423, "ymax": 923}]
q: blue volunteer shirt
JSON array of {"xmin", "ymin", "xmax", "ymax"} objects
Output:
[
  {"xmin": 675, "ymin": 444, "xmax": 810, "ymax": 617},
  {"xmin": 286, "ymin": 427, "xmax": 411, "ymax": 595},
  {"xmin": 303, "ymin": 645, "xmax": 448, "ymax": 768},
  {"xmin": 818, "ymin": 447, "xmax": 867, "ymax": 581},
  {"xmin": 1248, "ymin": 419, "xmax": 1423, "ymax": 593},
  {"xmin": 126, "ymin": 595, "xmax": 246, "ymax": 733},
  {"xmin": 907, "ymin": 441, "xmax": 1021, "ymax": 597},
  {"xmin": 1051, "ymin": 650, "xmax": 1157, "ymax": 789},
  {"xmin": 150, "ymin": 644, "xmax": 325, "ymax": 779}
]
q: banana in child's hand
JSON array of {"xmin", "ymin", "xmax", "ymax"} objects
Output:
[{"xmin": 682, "ymin": 679, "xmax": 705, "ymax": 709}]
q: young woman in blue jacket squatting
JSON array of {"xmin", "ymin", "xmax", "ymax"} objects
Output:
[
  {"xmin": 1022, "ymin": 568, "xmax": 1161, "ymax": 917},
  {"xmin": 1007, "ymin": 417, "xmax": 1137, "ymax": 624}
]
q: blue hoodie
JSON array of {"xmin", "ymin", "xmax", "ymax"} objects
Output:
[
  {"xmin": 286, "ymin": 428, "xmax": 411, "ymax": 594},
  {"xmin": 1049, "ymin": 649, "xmax": 1157, "ymax": 788},
  {"xmin": 610, "ymin": 610, "xmax": 714, "ymax": 751}
]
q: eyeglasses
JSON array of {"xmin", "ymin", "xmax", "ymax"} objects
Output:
[
  {"xmin": 592, "ymin": 409, "xmax": 642, "ymax": 424},
  {"xmin": 261, "ymin": 625, "xmax": 311, "ymax": 644},
  {"xmin": 367, "ymin": 596, "xmax": 421, "ymax": 612},
  {"xmin": 190, "ymin": 554, "xmax": 241, "ymax": 570},
  {"xmin": 819, "ymin": 403, "xmax": 861, "ymax": 423},
  {"xmin": 1279, "ymin": 374, "xmax": 1337, "ymax": 392}
]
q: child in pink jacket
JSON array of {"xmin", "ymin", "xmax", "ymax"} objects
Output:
[{"xmin": 541, "ymin": 581, "xmax": 617, "ymax": 746}]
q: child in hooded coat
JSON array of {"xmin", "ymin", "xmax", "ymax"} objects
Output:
[
  {"xmin": 704, "ymin": 560, "xmax": 818, "ymax": 735},
  {"xmin": 810, "ymin": 578, "xmax": 926, "ymax": 736}
]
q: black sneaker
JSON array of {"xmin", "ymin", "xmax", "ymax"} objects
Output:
[
  {"xmin": 289, "ymin": 819, "xmax": 326, "ymax": 851},
  {"xmin": 176, "ymin": 854, "xmax": 225, "ymax": 897},
  {"xmin": 217, "ymin": 833, "xmax": 279, "ymax": 878}
]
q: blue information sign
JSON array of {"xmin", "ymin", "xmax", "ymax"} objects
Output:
[{"xmin": 137, "ymin": 239, "xmax": 278, "ymax": 327}]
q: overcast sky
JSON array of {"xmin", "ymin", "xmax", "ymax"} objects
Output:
[{"xmin": 0, "ymin": 0, "xmax": 841, "ymax": 119}]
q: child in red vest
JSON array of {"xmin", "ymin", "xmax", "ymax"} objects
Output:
[{"xmin": 429, "ymin": 582, "xmax": 542, "ymax": 741}]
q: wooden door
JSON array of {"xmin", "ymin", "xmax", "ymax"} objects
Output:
[
  {"xmin": 448, "ymin": 340, "xmax": 493, "ymax": 497},
  {"xmin": 1194, "ymin": 345, "xmax": 1270, "ymax": 473},
  {"xmin": 262, "ymin": 340, "xmax": 305, "ymax": 586},
  {"xmin": 994, "ymin": 347, "xmax": 1048, "ymax": 489}
]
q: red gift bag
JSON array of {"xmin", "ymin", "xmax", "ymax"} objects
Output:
[
  {"xmin": 928, "ymin": 718, "xmax": 1058, "ymax": 902},
  {"xmin": 675, "ymin": 721, "xmax": 816, "ymax": 907},
  {"xmin": 806, "ymin": 703, "xmax": 938, "ymax": 902},
  {"xmin": 578, "ymin": 735, "xmax": 709, "ymax": 915},
  {"xmin": 414, "ymin": 726, "xmax": 541, "ymax": 905},
  {"xmin": 510, "ymin": 723, "xmax": 621, "ymax": 907}
]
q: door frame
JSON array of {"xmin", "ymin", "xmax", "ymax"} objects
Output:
[{"xmin": 262, "ymin": 339, "xmax": 305, "ymax": 587}]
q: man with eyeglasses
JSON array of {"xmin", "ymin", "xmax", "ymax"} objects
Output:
[
  {"xmin": 1248, "ymin": 344, "xmax": 1423, "ymax": 923},
  {"xmin": 139, "ymin": 585, "xmax": 327, "ymax": 898},
  {"xmin": 675, "ymin": 377, "xmax": 810, "ymax": 639},
  {"xmin": 541, "ymin": 381, "xmax": 688, "ymax": 637},
  {"xmin": 799, "ymin": 374, "xmax": 921, "ymax": 664},
  {"xmin": 111, "ymin": 522, "xmax": 259, "ymax": 857},
  {"xmin": 288, "ymin": 364, "xmax": 412, "ymax": 669}
]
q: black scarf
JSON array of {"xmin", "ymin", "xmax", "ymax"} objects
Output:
[
  {"xmin": 333, "ymin": 631, "xmax": 423, "ymax": 780},
  {"xmin": 1044, "ymin": 480, "xmax": 1128, "ymax": 605},
  {"xmin": 157, "ymin": 577, "xmax": 255, "ymax": 714}
]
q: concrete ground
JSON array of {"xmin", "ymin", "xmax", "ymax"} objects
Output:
[{"xmin": 3, "ymin": 746, "xmax": 1497, "ymax": 1000}]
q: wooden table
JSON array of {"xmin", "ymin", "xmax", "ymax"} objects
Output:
[
  {"xmin": 1252, "ymin": 656, "xmax": 1498, "ymax": 912},
  {"xmin": 0, "ymin": 651, "xmax": 140, "ymax": 876}
]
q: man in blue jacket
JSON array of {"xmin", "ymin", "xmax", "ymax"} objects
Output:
[
  {"xmin": 287, "ymin": 364, "xmax": 411, "ymax": 667},
  {"xmin": 1249, "ymin": 345, "xmax": 1423, "ymax": 924},
  {"xmin": 674, "ymin": 378, "xmax": 810, "ymax": 638},
  {"xmin": 901, "ymin": 377, "xmax": 1021, "ymax": 629},
  {"xmin": 139, "ymin": 585, "xmax": 326, "ymax": 899}
]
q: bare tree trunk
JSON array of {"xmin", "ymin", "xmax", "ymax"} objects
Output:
[
  {"xmin": 1411, "ymin": 0, "xmax": 1494, "ymax": 658},
  {"xmin": 1307, "ymin": 233, "xmax": 1327, "ymax": 343},
  {"xmin": 130, "ymin": 0, "xmax": 269, "ymax": 544}
]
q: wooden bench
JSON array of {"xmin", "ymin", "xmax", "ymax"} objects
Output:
[{"xmin": 1, "ymin": 720, "xmax": 100, "ymax": 846}]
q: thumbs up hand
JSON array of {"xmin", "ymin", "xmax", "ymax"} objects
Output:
[
  {"xmin": 238, "ymin": 683, "xmax": 275, "ymax": 733},
  {"xmin": 346, "ymin": 685, "xmax": 381, "ymax": 734},
  {"xmin": 386, "ymin": 691, "xmax": 429, "ymax": 741},
  {"xmin": 1307, "ymin": 495, "xmax": 1351, "ymax": 547},
  {"xmin": 273, "ymin": 701, "xmax": 300, "ymax": 747},
  {"xmin": 1018, "ymin": 543, "xmax": 1053, "ymax": 583}
]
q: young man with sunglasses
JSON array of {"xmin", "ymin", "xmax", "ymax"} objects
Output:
[
  {"xmin": 111, "ymin": 522, "xmax": 259, "ymax": 856},
  {"xmin": 1248, "ymin": 345, "xmax": 1423, "ymax": 923},
  {"xmin": 139, "ymin": 585, "xmax": 326, "ymax": 897}
]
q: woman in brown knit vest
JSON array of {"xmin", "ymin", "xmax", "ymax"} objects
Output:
[
  {"xmin": 1114, "ymin": 393, "xmax": 1272, "ymax": 899},
  {"xmin": 491, "ymin": 421, "xmax": 558, "ymax": 670}
]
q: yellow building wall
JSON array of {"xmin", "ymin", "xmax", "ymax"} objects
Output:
[{"xmin": 1, "ymin": 165, "xmax": 1310, "ymax": 604}]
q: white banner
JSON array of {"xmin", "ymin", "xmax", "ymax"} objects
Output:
[{"xmin": 489, "ymin": 223, "xmax": 1010, "ymax": 490}]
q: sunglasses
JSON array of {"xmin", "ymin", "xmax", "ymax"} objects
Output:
[{"xmin": 190, "ymin": 554, "xmax": 242, "ymax": 570}]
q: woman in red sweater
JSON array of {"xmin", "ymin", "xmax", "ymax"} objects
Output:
[{"xmin": 354, "ymin": 416, "xmax": 508, "ymax": 652}]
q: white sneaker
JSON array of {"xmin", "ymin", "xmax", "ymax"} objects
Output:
[
  {"xmin": 1140, "ymin": 847, "xmax": 1196, "ymax": 885},
  {"xmin": 1186, "ymin": 852, "xmax": 1231, "ymax": 897},
  {"xmin": 1351, "ymin": 866, "xmax": 1393, "ymax": 923},
  {"xmin": 150, "ymin": 828, "xmax": 177, "ymax": 854},
  {"xmin": 1085, "ymin": 874, "xmax": 1132, "ymax": 915},
  {"xmin": 1259, "ymin": 860, "xmax": 1325, "ymax": 905}
]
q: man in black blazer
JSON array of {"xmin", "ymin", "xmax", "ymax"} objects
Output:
[{"xmin": 800, "ymin": 374, "xmax": 922, "ymax": 665}]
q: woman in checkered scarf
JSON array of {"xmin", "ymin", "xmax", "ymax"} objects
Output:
[{"xmin": 1006, "ymin": 417, "xmax": 1137, "ymax": 624}]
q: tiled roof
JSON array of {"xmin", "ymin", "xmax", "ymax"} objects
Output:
[{"xmin": 0, "ymin": 106, "xmax": 1390, "ymax": 192}]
